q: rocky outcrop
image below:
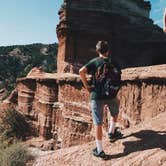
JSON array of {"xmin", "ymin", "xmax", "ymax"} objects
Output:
[
  {"xmin": 57, "ymin": 78, "xmax": 93, "ymax": 147},
  {"xmin": 32, "ymin": 111, "xmax": 166, "ymax": 166},
  {"xmin": 15, "ymin": 70, "xmax": 94, "ymax": 147},
  {"xmin": 119, "ymin": 65, "xmax": 166, "ymax": 128},
  {"xmin": 4, "ymin": 64, "xmax": 165, "ymax": 149},
  {"xmin": 56, "ymin": 0, "xmax": 166, "ymax": 73}
]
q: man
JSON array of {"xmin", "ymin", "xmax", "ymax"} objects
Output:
[{"xmin": 79, "ymin": 41, "xmax": 122, "ymax": 158}]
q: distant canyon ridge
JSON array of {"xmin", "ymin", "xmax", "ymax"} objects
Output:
[{"xmin": 0, "ymin": 43, "xmax": 58, "ymax": 101}]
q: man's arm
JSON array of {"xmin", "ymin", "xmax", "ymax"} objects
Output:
[{"xmin": 79, "ymin": 66, "xmax": 91, "ymax": 92}]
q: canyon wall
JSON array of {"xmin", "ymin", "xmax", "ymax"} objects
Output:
[
  {"xmin": 119, "ymin": 65, "xmax": 166, "ymax": 127},
  {"xmin": 7, "ymin": 65, "xmax": 165, "ymax": 148},
  {"xmin": 57, "ymin": 0, "xmax": 166, "ymax": 73}
]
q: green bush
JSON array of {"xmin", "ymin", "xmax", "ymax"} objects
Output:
[
  {"xmin": 1, "ymin": 109, "xmax": 31, "ymax": 140},
  {"xmin": 0, "ymin": 143, "xmax": 31, "ymax": 166}
]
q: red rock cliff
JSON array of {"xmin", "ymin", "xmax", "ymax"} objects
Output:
[
  {"xmin": 6, "ymin": 65, "xmax": 165, "ymax": 149},
  {"xmin": 57, "ymin": 0, "xmax": 166, "ymax": 73}
]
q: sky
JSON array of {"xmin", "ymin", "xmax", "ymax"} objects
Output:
[
  {"xmin": 0, "ymin": 0, "xmax": 165, "ymax": 46},
  {"xmin": 149, "ymin": 0, "xmax": 166, "ymax": 26}
]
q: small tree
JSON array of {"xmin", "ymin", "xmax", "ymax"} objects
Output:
[
  {"xmin": 0, "ymin": 143, "xmax": 32, "ymax": 166},
  {"xmin": 1, "ymin": 109, "xmax": 31, "ymax": 140}
]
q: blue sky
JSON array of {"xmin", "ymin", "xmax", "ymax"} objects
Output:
[
  {"xmin": 0, "ymin": 0, "xmax": 165, "ymax": 46},
  {"xmin": 149, "ymin": 0, "xmax": 166, "ymax": 26}
]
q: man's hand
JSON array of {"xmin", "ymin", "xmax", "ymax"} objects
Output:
[
  {"xmin": 85, "ymin": 85, "xmax": 92, "ymax": 93},
  {"xmin": 79, "ymin": 66, "xmax": 91, "ymax": 93},
  {"xmin": 164, "ymin": 27, "xmax": 166, "ymax": 33}
]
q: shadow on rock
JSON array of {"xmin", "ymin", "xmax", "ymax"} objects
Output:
[{"xmin": 111, "ymin": 130, "xmax": 166, "ymax": 159}]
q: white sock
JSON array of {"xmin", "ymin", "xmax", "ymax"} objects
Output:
[
  {"xmin": 96, "ymin": 139, "xmax": 103, "ymax": 153},
  {"xmin": 109, "ymin": 121, "xmax": 116, "ymax": 134}
]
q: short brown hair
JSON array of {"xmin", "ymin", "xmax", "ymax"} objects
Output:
[{"xmin": 96, "ymin": 41, "xmax": 110, "ymax": 54}]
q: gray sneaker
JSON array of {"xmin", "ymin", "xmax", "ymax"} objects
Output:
[
  {"xmin": 108, "ymin": 128, "xmax": 123, "ymax": 142},
  {"xmin": 92, "ymin": 148, "xmax": 106, "ymax": 158}
]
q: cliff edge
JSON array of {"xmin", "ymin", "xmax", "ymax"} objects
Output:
[{"xmin": 32, "ymin": 111, "xmax": 166, "ymax": 166}]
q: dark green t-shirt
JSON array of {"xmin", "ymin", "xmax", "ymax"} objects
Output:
[{"xmin": 85, "ymin": 56, "xmax": 110, "ymax": 100}]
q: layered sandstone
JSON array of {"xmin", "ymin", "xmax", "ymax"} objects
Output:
[
  {"xmin": 57, "ymin": 0, "xmax": 166, "ymax": 73},
  {"xmin": 32, "ymin": 111, "xmax": 166, "ymax": 166},
  {"xmin": 119, "ymin": 65, "xmax": 166, "ymax": 127},
  {"xmin": 15, "ymin": 68, "xmax": 94, "ymax": 147},
  {"xmin": 5, "ymin": 65, "xmax": 165, "ymax": 149}
]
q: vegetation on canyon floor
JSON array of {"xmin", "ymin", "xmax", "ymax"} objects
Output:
[{"xmin": 0, "ymin": 108, "xmax": 33, "ymax": 166}]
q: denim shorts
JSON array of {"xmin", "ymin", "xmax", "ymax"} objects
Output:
[{"xmin": 90, "ymin": 98, "xmax": 119, "ymax": 125}]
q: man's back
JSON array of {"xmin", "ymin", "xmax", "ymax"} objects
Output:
[{"xmin": 85, "ymin": 56, "xmax": 121, "ymax": 100}]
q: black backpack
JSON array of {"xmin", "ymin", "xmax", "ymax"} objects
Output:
[{"xmin": 93, "ymin": 58, "xmax": 121, "ymax": 99}]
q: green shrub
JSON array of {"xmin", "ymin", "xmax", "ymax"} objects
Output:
[
  {"xmin": 1, "ymin": 109, "xmax": 31, "ymax": 140},
  {"xmin": 0, "ymin": 143, "xmax": 31, "ymax": 166}
]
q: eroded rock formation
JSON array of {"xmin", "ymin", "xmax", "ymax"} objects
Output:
[
  {"xmin": 119, "ymin": 65, "xmax": 166, "ymax": 127},
  {"xmin": 5, "ymin": 64, "xmax": 165, "ymax": 149},
  {"xmin": 15, "ymin": 72, "xmax": 94, "ymax": 147},
  {"xmin": 57, "ymin": 0, "xmax": 166, "ymax": 73},
  {"xmin": 32, "ymin": 111, "xmax": 166, "ymax": 166}
]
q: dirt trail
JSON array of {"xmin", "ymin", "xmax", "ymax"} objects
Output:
[{"xmin": 32, "ymin": 112, "xmax": 166, "ymax": 166}]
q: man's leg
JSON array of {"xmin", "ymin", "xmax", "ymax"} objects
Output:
[
  {"xmin": 95, "ymin": 124, "xmax": 103, "ymax": 153},
  {"xmin": 105, "ymin": 98, "xmax": 119, "ymax": 134},
  {"xmin": 109, "ymin": 115, "xmax": 118, "ymax": 134},
  {"xmin": 90, "ymin": 100, "xmax": 105, "ymax": 155},
  {"xmin": 106, "ymin": 98, "xmax": 122, "ymax": 141},
  {"xmin": 96, "ymin": 124, "xmax": 102, "ymax": 140}
]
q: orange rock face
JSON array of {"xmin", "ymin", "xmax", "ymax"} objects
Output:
[
  {"xmin": 32, "ymin": 112, "xmax": 166, "ymax": 166},
  {"xmin": 15, "ymin": 72, "xmax": 94, "ymax": 147},
  {"xmin": 4, "ymin": 65, "xmax": 165, "ymax": 149},
  {"xmin": 118, "ymin": 65, "xmax": 166, "ymax": 128},
  {"xmin": 56, "ymin": 0, "xmax": 166, "ymax": 73}
]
